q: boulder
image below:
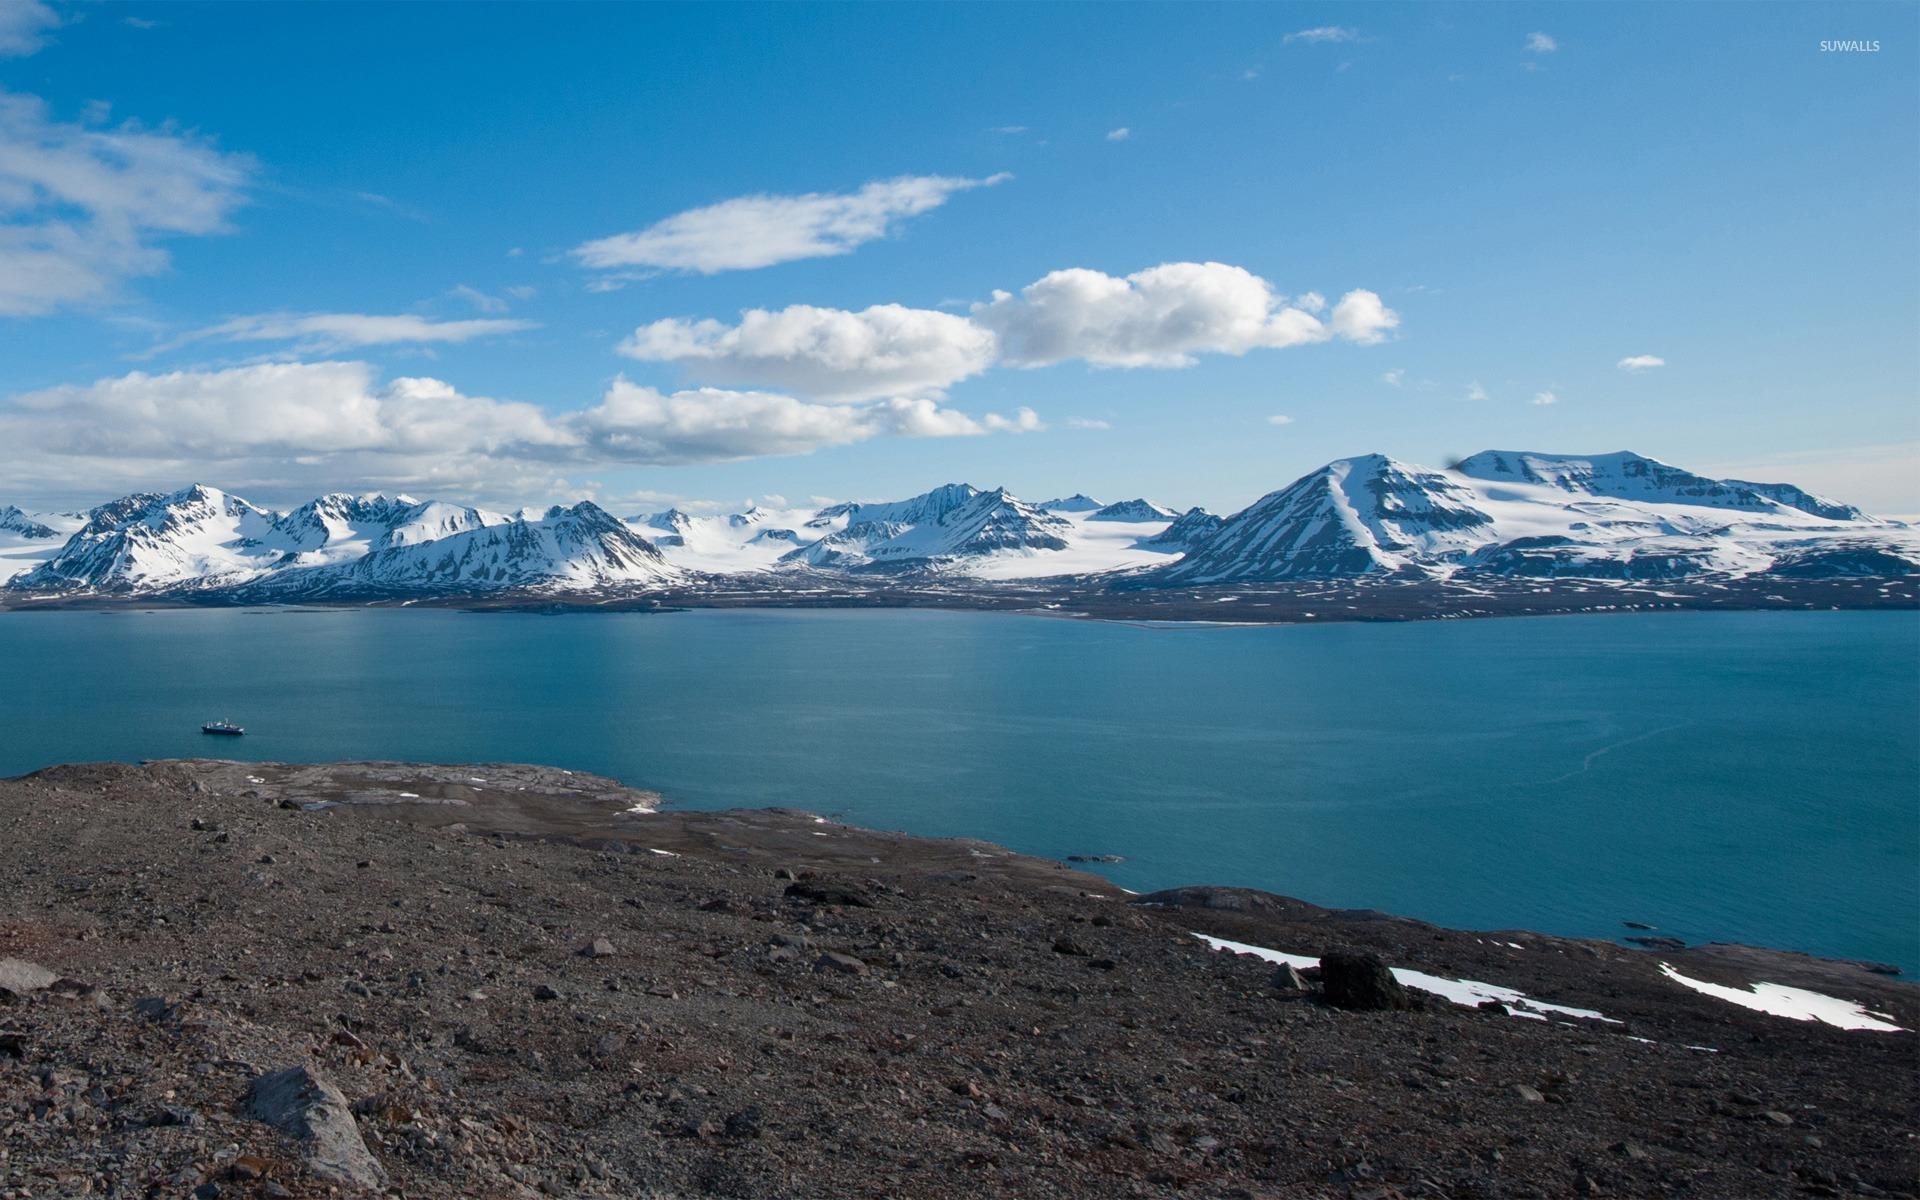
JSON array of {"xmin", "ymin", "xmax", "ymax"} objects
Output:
[
  {"xmin": 0, "ymin": 958, "xmax": 57, "ymax": 998},
  {"xmin": 1318, "ymin": 948, "xmax": 1413, "ymax": 1011},
  {"xmin": 244, "ymin": 1064, "xmax": 387, "ymax": 1190}
]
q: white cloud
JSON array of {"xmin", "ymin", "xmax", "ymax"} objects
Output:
[
  {"xmin": 973, "ymin": 263, "xmax": 1397, "ymax": 368},
  {"xmin": 1267, "ymin": 414, "xmax": 1295, "ymax": 426},
  {"xmin": 618, "ymin": 303, "xmax": 996, "ymax": 402},
  {"xmin": 0, "ymin": 89, "xmax": 253, "ymax": 316},
  {"xmin": 1284, "ymin": 26, "xmax": 1357, "ymax": 44},
  {"xmin": 0, "ymin": 361, "xmax": 1039, "ymax": 497},
  {"xmin": 1617, "ymin": 354, "xmax": 1666, "ymax": 372},
  {"xmin": 1067, "ymin": 417, "xmax": 1112, "ymax": 430},
  {"xmin": 148, "ymin": 312, "xmax": 538, "ymax": 356},
  {"xmin": 989, "ymin": 125, "xmax": 1028, "ymax": 135},
  {"xmin": 570, "ymin": 173, "xmax": 1011, "ymax": 275},
  {"xmin": 448, "ymin": 284, "xmax": 509, "ymax": 314},
  {"xmin": 0, "ymin": 0, "xmax": 57, "ymax": 57},
  {"xmin": 1382, "ymin": 368, "xmax": 1405, "ymax": 387},
  {"xmin": 1526, "ymin": 32, "xmax": 1558, "ymax": 53},
  {"xmin": 1106, "ymin": 127, "xmax": 1131, "ymax": 142},
  {"xmin": 1531, "ymin": 390, "xmax": 1558, "ymax": 406},
  {"xmin": 1466, "ymin": 381, "xmax": 1489, "ymax": 402}
]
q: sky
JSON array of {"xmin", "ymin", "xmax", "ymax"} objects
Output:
[{"xmin": 1, "ymin": 1, "xmax": 1916, "ymax": 518}]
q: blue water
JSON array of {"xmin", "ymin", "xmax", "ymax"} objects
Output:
[{"xmin": 2, "ymin": 607, "xmax": 1915, "ymax": 973}]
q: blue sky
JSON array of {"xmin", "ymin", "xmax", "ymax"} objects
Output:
[{"xmin": 1, "ymin": 1, "xmax": 1915, "ymax": 515}]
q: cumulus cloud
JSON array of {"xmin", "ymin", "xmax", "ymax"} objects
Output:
[
  {"xmin": 1617, "ymin": 354, "xmax": 1666, "ymax": 372},
  {"xmin": 972, "ymin": 262, "xmax": 1397, "ymax": 368},
  {"xmin": 570, "ymin": 173, "xmax": 1010, "ymax": 275},
  {"xmin": 1267, "ymin": 414, "xmax": 1295, "ymax": 426},
  {"xmin": 618, "ymin": 303, "xmax": 996, "ymax": 402},
  {"xmin": 1382, "ymin": 368, "xmax": 1405, "ymax": 387},
  {"xmin": 145, "ymin": 312, "xmax": 538, "ymax": 356},
  {"xmin": 1525, "ymin": 32, "xmax": 1558, "ymax": 53},
  {"xmin": 1106, "ymin": 127, "xmax": 1131, "ymax": 141},
  {"xmin": 0, "ymin": 89, "xmax": 253, "ymax": 315},
  {"xmin": 1531, "ymin": 390, "xmax": 1558, "ymax": 406},
  {"xmin": 1067, "ymin": 417, "xmax": 1112, "ymax": 430},
  {"xmin": 1284, "ymin": 26, "xmax": 1357, "ymax": 44},
  {"xmin": 0, "ymin": 361, "xmax": 1039, "ymax": 497},
  {"xmin": 0, "ymin": 0, "xmax": 57, "ymax": 57},
  {"xmin": 1466, "ymin": 381, "xmax": 1490, "ymax": 402}
]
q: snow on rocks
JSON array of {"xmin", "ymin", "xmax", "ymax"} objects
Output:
[
  {"xmin": 1193, "ymin": 934, "xmax": 1618, "ymax": 1023},
  {"xmin": 1658, "ymin": 963, "xmax": 1907, "ymax": 1033}
]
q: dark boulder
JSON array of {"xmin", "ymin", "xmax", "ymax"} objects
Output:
[{"xmin": 1319, "ymin": 948, "xmax": 1413, "ymax": 1011}]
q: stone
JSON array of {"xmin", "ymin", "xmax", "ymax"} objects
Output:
[
  {"xmin": 244, "ymin": 1064, "xmax": 388, "ymax": 1191},
  {"xmin": 583, "ymin": 938, "xmax": 617, "ymax": 959},
  {"xmin": 1319, "ymin": 949, "xmax": 1413, "ymax": 1011},
  {"xmin": 784, "ymin": 880, "xmax": 873, "ymax": 908},
  {"xmin": 1270, "ymin": 963, "xmax": 1310, "ymax": 991},
  {"xmin": 1512, "ymin": 1085, "xmax": 1546, "ymax": 1103},
  {"xmin": 1052, "ymin": 936, "xmax": 1090, "ymax": 956},
  {"xmin": 133, "ymin": 995, "xmax": 180, "ymax": 1022},
  {"xmin": 815, "ymin": 951, "xmax": 867, "ymax": 976},
  {"xmin": 1763, "ymin": 1110, "xmax": 1794, "ymax": 1126},
  {"xmin": 0, "ymin": 958, "xmax": 58, "ymax": 997},
  {"xmin": 533, "ymin": 984, "xmax": 562, "ymax": 1001}
]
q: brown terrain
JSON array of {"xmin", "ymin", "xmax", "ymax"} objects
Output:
[{"xmin": 0, "ymin": 759, "xmax": 1913, "ymax": 1199}]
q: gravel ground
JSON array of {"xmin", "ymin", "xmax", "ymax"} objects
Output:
[{"xmin": 0, "ymin": 759, "xmax": 1913, "ymax": 1199}]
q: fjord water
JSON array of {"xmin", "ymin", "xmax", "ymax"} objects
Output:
[{"xmin": 2, "ymin": 608, "xmax": 1915, "ymax": 973}]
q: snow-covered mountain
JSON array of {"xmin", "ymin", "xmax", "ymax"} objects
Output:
[
  {"xmin": 4, "ymin": 450, "xmax": 1910, "ymax": 600},
  {"xmin": 1160, "ymin": 451, "xmax": 1915, "ymax": 584},
  {"xmin": 782, "ymin": 484, "xmax": 1077, "ymax": 571},
  {"xmin": 0, "ymin": 506, "xmax": 58, "ymax": 539},
  {"xmin": 1140, "ymin": 507, "xmax": 1225, "ymax": 549},
  {"xmin": 242, "ymin": 501, "xmax": 677, "ymax": 598},
  {"xmin": 0, "ymin": 504, "xmax": 82, "ymax": 584},
  {"xmin": 1089, "ymin": 498, "xmax": 1180, "ymax": 522},
  {"xmin": 1037, "ymin": 494, "xmax": 1103, "ymax": 513}
]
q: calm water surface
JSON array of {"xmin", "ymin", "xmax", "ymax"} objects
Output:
[{"xmin": 2, "ymin": 607, "xmax": 1915, "ymax": 972}]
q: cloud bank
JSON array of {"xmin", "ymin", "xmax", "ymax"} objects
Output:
[
  {"xmin": 0, "ymin": 361, "xmax": 1040, "ymax": 498},
  {"xmin": 621, "ymin": 261, "xmax": 1398, "ymax": 397}
]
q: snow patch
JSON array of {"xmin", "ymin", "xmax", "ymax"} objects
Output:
[
  {"xmin": 1658, "ymin": 963, "xmax": 1906, "ymax": 1033},
  {"xmin": 1193, "ymin": 934, "xmax": 1617, "ymax": 1023}
]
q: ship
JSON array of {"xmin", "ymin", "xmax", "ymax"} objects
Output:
[{"xmin": 200, "ymin": 720, "xmax": 245, "ymax": 736}]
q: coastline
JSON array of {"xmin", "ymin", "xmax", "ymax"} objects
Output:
[
  {"xmin": 1, "ymin": 758, "xmax": 1912, "ymax": 1198},
  {"xmin": 4, "ymin": 570, "xmax": 1917, "ymax": 625}
]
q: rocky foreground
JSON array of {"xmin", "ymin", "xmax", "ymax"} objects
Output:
[{"xmin": 0, "ymin": 761, "xmax": 1914, "ymax": 1200}]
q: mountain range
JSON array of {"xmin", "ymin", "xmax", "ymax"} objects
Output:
[{"xmin": 3, "ymin": 451, "xmax": 1913, "ymax": 601}]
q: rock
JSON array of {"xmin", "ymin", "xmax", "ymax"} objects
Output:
[
  {"xmin": 724, "ymin": 1105, "xmax": 764, "ymax": 1138},
  {"xmin": 1270, "ymin": 963, "xmax": 1310, "ymax": 991},
  {"xmin": 533, "ymin": 983, "xmax": 562, "ymax": 1001},
  {"xmin": 132, "ymin": 995, "xmax": 181, "ymax": 1022},
  {"xmin": 1763, "ymin": 1110, "xmax": 1794, "ymax": 1127},
  {"xmin": 784, "ymin": 880, "xmax": 873, "ymax": 908},
  {"xmin": 583, "ymin": 938, "xmax": 617, "ymax": 959},
  {"xmin": 245, "ymin": 1064, "xmax": 387, "ymax": 1190},
  {"xmin": 1622, "ymin": 921, "xmax": 1656, "ymax": 931},
  {"xmin": 1319, "ymin": 949, "xmax": 1413, "ymax": 1011},
  {"xmin": 0, "ymin": 957, "xmax": 58, "ymax": 997},
  {"xmin": 815, "ymin": 951, "xmax": 867, "ymax": 976},
  {"xmin": 1513, "ymin": 1084, "xmax": 1546, "ymax": 1103},
  {"xmin": 1052, "ymin": 936, "xmax": 1090, "ymax": 957}
]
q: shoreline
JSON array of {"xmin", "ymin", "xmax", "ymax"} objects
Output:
[
  {"xmin": 3, "ymin": 570, "xmax": 1917, "ymax": 626},
  {"xmin": 1, "ymin": 758, "xmax": 1912, "ymax": 1198}
]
